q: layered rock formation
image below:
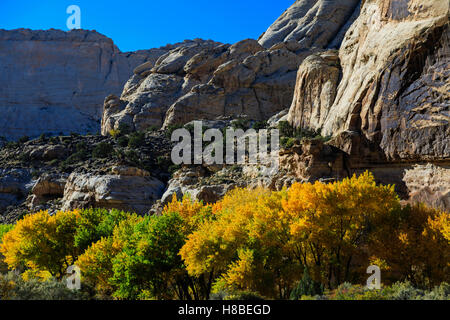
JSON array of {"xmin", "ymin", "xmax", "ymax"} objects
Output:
[
  {"xmin": 101, "ymin": 1, "xmax": 364, "ymax": 135},
  {"xmin": 287, "ymin": 50, "xmax": 341, "ymax": 130},
  {"xmin": 287, "ymin": 0, "xmax": 450, "ymax": 210},
  {"xmin": 289, "ymin": 0, "xmax": 449, "ymax": 160},
  {"xmin": 0, "ymin": 29, "xmax": 174, "ymax": 140},
  {"xmin": 258, "ymin": 0, "xmax": 361, "ymax": 49},
  {"xmin": 101, "ymin": 39, "xmax": 303, "ymax": 133}
]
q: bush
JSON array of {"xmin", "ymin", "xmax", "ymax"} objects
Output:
[
  {"xmin": 278, "ymin": 121, "xmax": 294, "ymax": 137},
  {"xmin": 128, "ymin": 132, "xmax": 146, "ymax": 148},
  {"xmin": 147, "ymin": 125, "xmax": 159, "ymax": 133},
  {"xmin": 0, "ymin": 272, "xmax": 87, "ymax": 300},
  {"xmin": 117, "ymin": 135, "xmax": 129, "ymax": 148},
  {"xmin": 231, "ymin": 119, "xmax": 250, "ymax": 130},
  {"xmin": 92, "ymin": 142, "xmax": 114, "ymax": 158},
  {"xmin": 18, "ymin": 136, "xmax": 29, "ymax": 144},
  {"xmin": 277, "ymin": 121, "xmax": 330, "ymax": 143},
  {"xmin": 117, "ymin": 123, "xmax": 132, "ymax": 135},
  {"xmin": 281, "ymin": 137, "xmax": 297, "ymax": 149},
  {"xmin": 109, "ymin": 129, "xmax": 121, "ymax": 139},
  {"xmin": 252, "ymin": 121, "xmax": 268, "ymax": 130},
  {"xmin": 166, "ymin": 124, "xmax": 183, "ymax": 138},
  {"xmin": 324, "ymin": 282, "xmax": 450, "ymax": 300}
]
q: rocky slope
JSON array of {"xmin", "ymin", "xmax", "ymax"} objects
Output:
[
  {"xmin": 0, "ymin": 29, "xmax": 183, "ymax": 140},
  {"xmin": 0, "ymin": 131, "xmax": 174, "ymax": 222}
]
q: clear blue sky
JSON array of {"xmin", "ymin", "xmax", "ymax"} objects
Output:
[{"xmin": 0, "ymin": 0, "xmax": 294, "ymax": 52}]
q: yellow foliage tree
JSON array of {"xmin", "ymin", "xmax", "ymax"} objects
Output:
[
  {"xmin": 283, "ymin": 171, "xmax": 400, "ymax": 287},
  {"xmin": 181, "ymin": 187, "xmax": 300, "ymax": 298},
  {"xmin": 181, "ymin": 172, "xmax": 404, "ymax": 297},
  {"xmin": 0, "ymin": 210, "xmax": 81, "ymax": 279},
  {"xmin": 369, "ymin": 204, "xmax": 449, "ymax": 287}
]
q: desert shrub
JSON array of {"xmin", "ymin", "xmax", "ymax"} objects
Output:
[
  {"xmin": 18, "ymin": 136, "xmax": 29, "ymax": 144},
  {"xmin": 166, "ymin": 124, "xmax": 183, "ymax": 138},
  {"xmin": 252, "ymin": 121, "xmax": 268, "ymax": 130},
  {"xmin": 146, "ymin": 125, "xmax": 159, "ymax": 133},
  {"xmin": 92, "ymin": 142, "xmax": 114, "ymax": 158},
  {"xmin": 124, "ymin": 149, "xmax": 140, "ymax": 165},
  {"xmin": 322, "ymin": 281, "xmax": 449, "ymax": 300},
  {"xmin": 280, "ymin": 137, "xmax": 297, "ymax": 148},
  {"xmin": 421, "ymin": 282, "xmax": 450, "ymax": 300},
  {"xmin": 60, "ymin": 142, "xmax": 88, "ymax": 167},
  {"xmin": 278, "ymin": 121, "xmax": 294, "ymax": 137},
  {"xmin": 231, "ymin": 118, "xmax": 250, "ymax": 130},
  {"xmin": 5, "ymin": 141, "xmax": 18, "ymax": 149},
  {"xmin": 108, "ymin": 129, "xmax": 121, "ymax": 139},
  {"xmin": 325, "ymin": 283, "xmax": 387, "ymax": 300},
  {"xmin": 128, "ymin": 131, "xmax": 145, "ymax": 148},
  {"xmin": 277, "ymin": 121, "xmax": 330, "ymax": 142},
  {"xmin": 382, "ymin": 281, "xmax": 424, "ymax": 300},
  {"xmin": 117, "ymin": 135, "xmax": 129, "ymax": 147},
  {"xmin": 117, "ymin": 123, "xmax": 132, "ymax": 135},
  {"xmin": 0, "ymin": 272, "xmax": 87, "ymax": 300}
]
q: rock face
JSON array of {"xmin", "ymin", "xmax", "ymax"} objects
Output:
[
  {"xmin": 101, "ymin": 0, "xmax": 368, "ymax": 136},
  {"xmin": 287, "ymin": 0, "xmax": 450, "ymax": 210},
  {"xmin": 324, "ymin": 0, "xmax": 449, "ymax": 161},
  {"xmin": 101, "ymin": 39, "xmax": 307, "ymax": 133},
  {"xmin": 403, "ymin": 163, "xmax": 450, "ymax": 211},
  {"xmin": 287, "ymin": 51, "xmax": 341, "ymax": 131},
  {"xmin": 0, "ymin": 29, "xmax": 172, "ymax": 140},
  {"xmin": 0, "ymin": 168, "xmax": 33, "ymax": 211},
  {"xmin": 101, "ymin": 1, "xmax": 367, "ymax": 135},
  {"xmin": 61, "ymin": 168, "xmax": 165, "ymax": 214},
  {"xmin": 258, "ymin": 0, "xmax": 362, "ymax": 49}
]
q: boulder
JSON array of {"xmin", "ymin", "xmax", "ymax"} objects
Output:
[
  {"xmin": 0, "ymin": 168, "xmax": 33, "ymax": 211},
  {"xmin": 61, "ymin": 172, "xmax": 165, "ymax": 214}
]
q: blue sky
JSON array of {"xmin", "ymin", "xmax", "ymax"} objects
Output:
[{"xmin": 0, "ymin": 0, "xmax": 294, "ymax": 52}]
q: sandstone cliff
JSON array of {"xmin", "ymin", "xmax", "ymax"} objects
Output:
[
  {"xmin": 101, "ymin": 1, "xmax": 363, "ymax": 134},
  {"xmin": 287, "ymin": 0, "xmax": 449, "ymax": 210},
  {"xmin": 258, "ymin": 0, "xmax": 361, "ymax": 49},
  {"xmin": 0, "ymin": 29, "xmax": 172, "ymax": 140}
]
